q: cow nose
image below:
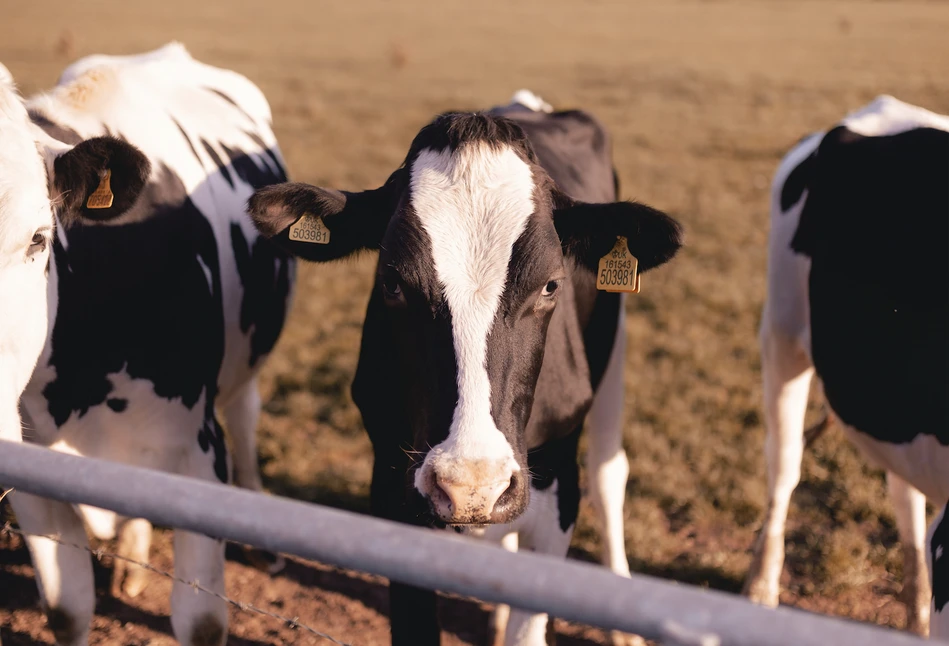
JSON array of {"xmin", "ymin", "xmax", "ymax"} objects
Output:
[{"xmin": 426, "ymin": 459, "xmax": 521, "ymax": 524}]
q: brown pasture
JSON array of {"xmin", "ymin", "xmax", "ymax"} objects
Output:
[{"xmin": 2, "ymin": 1, "xmax": 948, "ymax": 643}]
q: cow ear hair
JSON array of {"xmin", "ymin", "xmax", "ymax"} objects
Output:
[
  {"xmin": 248, "ymin": 170, "xmax": 404, "ymax": 262},
  {"xmin": 551, "ymin": 187, "xmax": 684, "ymax": 273}
]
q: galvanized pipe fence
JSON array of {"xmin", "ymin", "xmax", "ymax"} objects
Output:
[{"xmin": 0, "ymin": 439, "xmax": 930, "ymax": 646}]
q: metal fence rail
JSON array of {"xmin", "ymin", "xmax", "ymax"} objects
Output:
[{"xmin": 0, "ymin": 439, "xmax": 929, "ymax": 646}]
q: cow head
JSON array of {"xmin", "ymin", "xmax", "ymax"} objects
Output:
[
  {"xmin": 249, "ymin": 112, "xmax": 681, "ymax": 525},
  {"xmin": 0, "ymin": 69, "xmax": 149, "ymax": 443}
]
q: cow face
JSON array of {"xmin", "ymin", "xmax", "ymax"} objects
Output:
[
  {"xmin": 0, "ymin": 70, "xmax": 149, "ymax": 443},
  {"xmin": 249, "ymin": 113, "xmax": 682, "ymax": 525}
]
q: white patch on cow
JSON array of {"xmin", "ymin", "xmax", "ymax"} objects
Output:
[
  {"xmin": 0, "ymin": 80, "xmax": 54, "ymax": 443},
  {"xmin": 842, "ymin": 95, "xmax": 949, "ymax": 138},
  {"xmin": 475, "ymin": 481, "xmax": 574, "ymax": 644},
  {"xmin": 510, "ymin": 89, "xmax": 553, "ymax": 114},
  {"xmin": 196, "ymin": 253, "xmax": 213, "ymax": 292},
  {"xmin": 842, "ymin": 424, "xmax": 949, "ymax": 505},
  {"xmin": 410, "ymin": 142, "xmax": 534, "ymax": 504}
]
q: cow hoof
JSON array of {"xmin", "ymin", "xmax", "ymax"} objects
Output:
[
  {"xmin": 122, "ymin": 566, "xmax": 149, "ymax": 598},
  {"xmin": 110, "ymin": 559, "xmax": 149, "ymax": 599},
  {"xmin": 742, "ymin": 580, "xmax": 779, "ymax": 608},
  {"xmin": 190, "ymin": 612, "xmax": 226, "ymax": 646},
  {"xmin": 45, "ymin": 606, "xmax": 87, "ymax": 646},
  {"xmin": 242, "ymin": 545, "xmax": 286, "ymax": 575},
  {"xmin": 611, "ymin": 630, "xmax": 647, "ymax": 646}
]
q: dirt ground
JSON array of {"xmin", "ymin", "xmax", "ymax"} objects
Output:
[{"xmin": 2, "ymin": 0, "xmax": 949, "ymax": 644}]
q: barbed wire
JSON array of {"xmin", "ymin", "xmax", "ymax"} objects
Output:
[{"xmin": 0, "ymin": 494, "xmax": 353, "ymax": 646}]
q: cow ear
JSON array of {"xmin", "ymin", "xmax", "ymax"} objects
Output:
[
  {"xmin": 552, "ymin": 189, "xmax": 683, "ymax": 273},
  {"xmin": 247, "ymin": 173, "xmax": 401, "ymax": 262},
  {"xmin": 51, "ymin": 136, "xmax": 151, "ymax": 225}
]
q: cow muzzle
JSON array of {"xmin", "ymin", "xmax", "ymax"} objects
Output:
[{"xmin": 415, "ymin": 455, "xmax": 526, "ymax": 525}]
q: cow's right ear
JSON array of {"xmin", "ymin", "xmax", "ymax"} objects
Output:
[{"xmin": 248, "ymin": 173, "xmax": 401, "ymax": 262}]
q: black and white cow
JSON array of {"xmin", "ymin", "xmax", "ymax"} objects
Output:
[
  {"xmin": 744, "ymin": 95, "xmax": 948, "ymax": 638},
  {"xmin": 248, "ymin": 91, "xmax": 683, "ymax": 645},
  {"xmin": 1, "ymin": 43, "xmax": 293, "ymax": 646}
]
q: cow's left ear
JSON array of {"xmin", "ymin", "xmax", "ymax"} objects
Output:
[
  {"xmin": 49, "ymin": 136, "xmax": 151, "ymax": 225},
  {"xmin": 553, "ymin": 190, "xmax": 684, "ymax": 273}
]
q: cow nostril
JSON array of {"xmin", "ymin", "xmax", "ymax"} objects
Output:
[
  {"xmin": 430, "ymin": 474, "xmax": 452, "ymax": 511},
  {"xmin": 492, "ymin": 474, "xmax": 520, "ymax": 512}
]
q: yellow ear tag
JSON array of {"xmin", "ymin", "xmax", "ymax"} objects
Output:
[
  {"xmin": 86, "ymin": 169, "xmax": 114, "ymax": 209},
  {"xmin": 596, "ymin": 236, "xmax": 640, "ymax": 293},
  {"xmin": 288, "ymin": 213, "xmax": 331, "ymax": 245}
]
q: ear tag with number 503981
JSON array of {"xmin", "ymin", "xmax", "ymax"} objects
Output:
[
  {"xmin": 288, "ymin": 213, "xmax": 331, "ymax": 245},
  {"xmin": 596, "ymin": 236, "xmax": 640, "ymax": 293}
]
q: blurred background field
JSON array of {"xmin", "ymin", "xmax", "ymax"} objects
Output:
[{"xmin": 2, "ymin": 1, "xmax": 949, "ymax": 644}]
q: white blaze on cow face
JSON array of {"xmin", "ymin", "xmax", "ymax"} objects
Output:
[
  {"xmin": 0, "ymin": 80, "xmax": 54, "ymax": 443},
  {"xmin": 410, "ymin": 142, "xmax": 535, "ymax": 523}
]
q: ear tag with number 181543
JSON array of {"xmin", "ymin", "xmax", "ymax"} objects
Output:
[
  {"xmin": 288, "ymin": 213, "xmax": 331, "ymax": 245},
  {"xmin": 596, "ymin": 236, "xmax": 640, "ymax": 293}
]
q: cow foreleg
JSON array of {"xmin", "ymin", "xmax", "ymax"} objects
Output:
[
  {"xmin": 10, "ymin": 491, "xmax": 93, "ymax": 646},
  {"xmin": 111, "ymin": 517, "xmax": 152, "ymax": 599},
  {"xmin": 221, "ymin": 377, "xmax": 263, "ymax": 494},
  {"xmin": 369, "ymin": 455, "xmax": 441, "ymax": 646},
  {"xmin": 220, "ymin": 377, "xmax": 285, "ymax": 574},
  {"xmin": 484, "ymin": 530, "xmax": 518, "ymax": 646},
  {"xmin": 586, "ymin": 300, "xmax": 644, "ymax": 646},
  {"xmin": 503, "ymin": 481, "xmax": 576, "ymax": 646},
  {"xmin": 170, "ymin": 441, "xmax": 228, "ymax": 646},
  {"xmin": 744, "ymin": 327, "xmax": 813, "ymax": 607},
  {"xmin": 889, "ymin": 470, "xmax": 931, "ymax": 636}
]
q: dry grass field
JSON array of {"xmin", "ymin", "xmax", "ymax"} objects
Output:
[{"xmin": 2, "ymin": 1, "xmax": 949, "ymax": 644}]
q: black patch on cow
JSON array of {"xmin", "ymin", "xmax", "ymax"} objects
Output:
[
  {"xmin": 932, "ymin": 507, "xmax": 949, "ymax": 612},
  {"xmin": 792, "ymin": 125, "xmax": 949, "ymax": 444},
  {"xmin": 405, "ymin": 112, "xmax": 537, "ymax": 161},
  {"xmin": 779, "ymin": 150, "xmax": 816, "ymax": 212},
  {"xmin": 29, "ymin": 110, "xmax": 82, "ymax": 146},
  {"xmin": 171, "ymin": 117, "xmax": 203, "ymax": 167},
  {"xmin": 200, "ymin": 139, "xmax": 233, "ymax": 188},
  {"xmin": 242, "ymin": 130, "xmax": 286, "ymax": 180},
  {"xmin": 230, "ymin": 223, "xmax": 293, "ymax": 366},
  {"xmin": 220, "ymin": 143, "xmax": 288, "ymax": 188},
  {"xmin": 204, "ymin": 87, "xmax": 256, "ymax": 124},
  {"xmin": 106, "ymin": 398, "xmax": 127, "ymax": 413},
  {"xmin": 42, "ymin": 183, "xmax": 228, "ymax": 481},
  {"xmin": 198, "ymin": 416, "xmax": 229, "ymax": 483},
  {"xmin": 528, "ymin": 427, "xmax": 582, "ymax": 531}
]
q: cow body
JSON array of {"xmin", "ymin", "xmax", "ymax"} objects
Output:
[
  {"xmin": 7, "ymin": 43, "xmax": 294, "ymax": 646},
  {"xmin": 745, "ymin": 95, "xmax": 949, "ymax": 637},
  {"xmin": 248, "ymin": 91, "xmax": 682, "ymax": 646}
]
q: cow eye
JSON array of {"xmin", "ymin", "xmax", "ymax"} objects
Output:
[
  {"xmin": 541, "ymin": 279, "xmax": 561, "ymax": 297},
  {"xmin": 27, "ymin": 230, "xmax": 49, "ymax": 260},
  {"xmin": 381, "ymin": 271, "xmax": 404, "ymax": 303}
]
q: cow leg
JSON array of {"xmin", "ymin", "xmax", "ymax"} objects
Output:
[
  {"xmin": 221, "ymin": 377, "xmax": 263, "ymax": 494},
  {"xmin": 111, "ymin": 517, "xmax": 152, "ymax": 599},
  {"xmin": 220, "ymin": 376, "xmax": 284, "ymax": 573},
  {"xmin": 369, "ymin": 456, "xmax": 441, "ymax": 646},
  {"xmin": 170, "ymin": 440, "xmax": 227, "ymax": 646},
  {"xmin": 585, "ymin": 301, "xmax": 643, "ymax": 646},
  {"xmin": 744, "ymin": 327, "xmax": 813, "ymax": 607},
  {"xmin": 888, "ymin": 470, "xmax": 931, "ymax": 636},
  {"xmin": 10, "ymin": 492, "xmax": 93, "ymax": 646},
  {"xmin": 504, "ymin": 480, "xmax": 577, "ymax": 646},
  {"xmin": 487, "ymin": 531, "xmax": 518, "ymax": 646}
]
